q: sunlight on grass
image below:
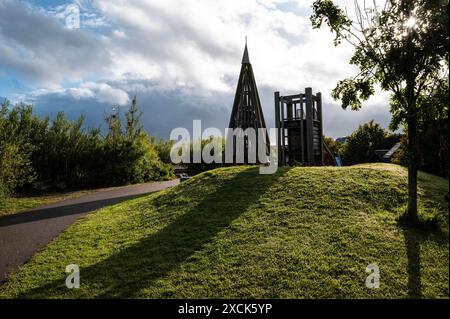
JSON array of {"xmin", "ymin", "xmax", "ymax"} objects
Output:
[
  {"xmin": 0, "ymin": 191, "xmax": 91, "ymax": 217},
  {"xmin": 0, "ymin": 164, "xmax": 448, "ymax": 299}
]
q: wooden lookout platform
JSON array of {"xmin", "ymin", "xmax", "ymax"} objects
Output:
[{"xmin": 275, "ymin": 88, "xmax": 327, "ymax": 166}]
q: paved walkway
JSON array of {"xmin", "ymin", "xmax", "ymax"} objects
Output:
[{"xmin": 0, "ymin": 180, "xmax": 179, "ymax": 283}]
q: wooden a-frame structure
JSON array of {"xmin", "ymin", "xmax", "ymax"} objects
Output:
[{"xmin": 228, "ymin": 43, "xmax": 270, "ymax": 164}]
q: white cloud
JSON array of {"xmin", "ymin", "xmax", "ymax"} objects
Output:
[
  {"xmin": 89, "ymin": 0, "xmax": 359, "ymax": 99},
  {"xmin": 0, "ymin": 0, "xmax": 113, "ymax": 87},
  {"xmin": 0, "ymin": 0, "xmax": 375, "ymax": 98},
  {"xmin": 16, "ymin": 82, "xmax": 129, "ymax": 106},
  {"xmin": 80, "ymin": 82, "xmax": 129, "ymax": 105},
  {"xmin": 0, "ymin": 0, "xmax": 393, "ymax": 138}
]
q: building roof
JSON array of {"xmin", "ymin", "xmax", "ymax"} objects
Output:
[
  {"xmin": 372, "ymin": 142, "xmax": 402, "ymax": 162},
  {"xmin": 383, "ymin": 142, "xmax": 401, "ymax": 159}
]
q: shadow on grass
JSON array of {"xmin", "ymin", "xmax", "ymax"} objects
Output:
[
  {"xmin": 401, "ymin": 226, "xmax": 422, "ymax": 299},
  {"xmin": 0, "ymin": 194, "xmax": 147, "ymax": 227},
  {"xmin": 399, "ymin": 215, "xmax": 448, "ymax": 299},
  {"xmin": 397, "ymin": 173, "xmax": 449, "ymax": 299},
  {"xmin": 18, "ymin": 167, "xmax": 287, "ymax": 298}
]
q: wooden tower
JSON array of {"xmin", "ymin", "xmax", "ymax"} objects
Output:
[
  {"xmin": 275, "ymin": 88, "xmax": 329, "ymax": 166},
  {"xmin": 228, "ymin": 43, "xmax": 270, "ymax": 164}
]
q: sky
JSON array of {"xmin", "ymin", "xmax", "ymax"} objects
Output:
[{"xmin": 0, "ymin": 0, "xmax": 394, "ymax": 139}]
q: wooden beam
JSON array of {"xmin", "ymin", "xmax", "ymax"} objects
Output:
[
  {"xmin": 274, "ymin": 91, "xmax": 281, "ymax": 166},
  {"xmin": 280, "ymin": 97, "xmax": 286, "ymax": 166},
  {"xmin": 317, "ymin": 92, "xmax": 323, "ymax": 165},
  {"xmin": 300, "ymin": 100, "xmax": 305, "ymax": 164},
  {"xmin": 305, "ymin": 87, "xmax": 314, "ymax": 165}
]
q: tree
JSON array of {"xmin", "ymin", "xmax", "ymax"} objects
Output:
[
  {"xmin": 103, "ymin": 97, "xmax": 174, "ymax": 185},
  {"xmin": 323, "ymin": 136, "xmax": 346, "ymax": 157},
  {"xmin": 341, "ymin": 120, "xmax": 387, "ymax": 165},
  {"xmin": 0, "ymin": 101, "xmax": 37, "ymax": 195},
  {"xmin": 0, "ymin": 98, "xmax": 173, "ymax": 194},
  {"xmin": 392, "ymin": 77, "xmax": 449, "ymax": 177},
  {"xmin": 125, "ymin": 96, "xmax": 143, "ymax": 142},
  {"xmin": 311, "ymin": 0, "xmax": 449, "ymax": 221}
]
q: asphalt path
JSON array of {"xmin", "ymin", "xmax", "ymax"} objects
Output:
[{"xmin": 0, "ymin": 179, "xmax": 179, "ymax": 283}]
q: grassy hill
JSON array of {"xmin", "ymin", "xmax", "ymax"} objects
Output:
[
  {"xmin": 0, "ymin": 190, "xmax": 92, "ymax": 218},
  {"xmin": 0, "ymin": 164, "xmax": 448, "ymax": 298}
]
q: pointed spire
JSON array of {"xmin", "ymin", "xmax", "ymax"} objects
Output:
[
  {"xmin": 229, "ymin": 36, "xmax": 270, "ymax": 163},
  {"xmin": 242, "ymin": 37, "xmax": 250, "ymax": 64}
]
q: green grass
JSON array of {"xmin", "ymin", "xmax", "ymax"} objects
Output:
[
  {"xmin": 0, "ymin": 164, "xmax": 448, "ymax": 298},
  {"xmin": 0, "ymin": 191, "xmax": 91, "ymax": 217}
]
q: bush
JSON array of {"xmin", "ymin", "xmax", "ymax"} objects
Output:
[
  {"xmin": 323, "ymin": 136, "xmax": 345, "ymax": 156},
  {"xmin": 0, "ymin": 143, "xmax": 35, "ymax": 194},
  {"xmin": 154, "ymin": 139, "xmax": 174, "ymax": 164},
  {"xmin": 0, "ymin": 101, "xmax": 36, "ymax": 194},
  {"xmin": 100, "ymin": 97, "xmax": 174, "ymax": 185},
  {"xmin": 392, "ymin": 120, "xmax": 449, "ymax": 177},
  {"xmin": 0, "ymin": 98, "xmax": 174, "ymax": 193},
  {"xmin": 341, "ymin": 120, "xmax": 387, "ymax": 165}
]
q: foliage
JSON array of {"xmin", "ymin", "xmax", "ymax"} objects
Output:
[
  {"xmin": 154, "ymin": 139, "xmax": 175, "ymax": 164},
  {"xmin": 312, "ymin": 0, "xmax": 448, "ymax": 112},
  {"xmin": 0, "ymin": 164, "xmax": 447, "ymax": 298},
  {"xmin": 311, "ymin": 0, "xmax": 449, "ymax": 219},
  {"xmin": 390, "ymin": 78, "xmax": 449, "ymax": 131},
  {"xmin": 323, "ymin": 136, "xmax": 345, "ymax": 156},
  {"xmin": 0, "ymin": 98, "xmax": 173, "ymax": 194},
  {"xmin": 341, "ymin": 121, "xmax": 386, "ymax": 165},
  {"xmin": 101, "ymin": 97, "xmax": 173, "ymax": 185},
  {"xmin": 0, "ymin": 101, "xmax": 37, "ymax": 195},
  {"xmin": 392, "ymin": 121, "xmax": 449, "ymax": 177},
  {"xmin": 329, "ymin": 121, "xmax": 401, "ymax": 166},
  {"xmin": 391, "ymin": 134, "xmax": 408, "ymax": 166},
  {"xmin": 185, "ymin": 137, "xmax": 225, "ymax": 175},
  {"xmin": 391, "ymin": 78, "xmax": 449, "ymax": 177},
  {"xmin": 31, "ymin": 112, "xmax": 103, "ymax": 187}
]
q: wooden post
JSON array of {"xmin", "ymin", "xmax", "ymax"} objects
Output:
[
  {"xmin": 317, "ymin": 92, "xmax": 323, "ymax": 165},
  {"xmin": 280, "ymin": 97, "xmax": 286, "ymax": 166},
  {"xmin": 274, "ymin": 91, "xmax": 282, "ymax": 166},
  {"xmin": 305, "ymin": 88, "xmax": 314, "ymax": 165},
  {"xmin": 300, "ymin": 98, "xmax": 305, "ymax": 164}
]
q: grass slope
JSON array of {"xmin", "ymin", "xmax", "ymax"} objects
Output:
[
  {"xmin": 0, "ymin": 191, "xmax": 91, "ymax": 218},
  {"xmin": 0, "ymin": 164, "xmax": 448, "ymax": 298}
]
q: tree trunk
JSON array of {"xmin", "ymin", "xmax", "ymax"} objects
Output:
[{"xmin": 407, "ymin": 90, "xmax": 418, "ymax": 221}]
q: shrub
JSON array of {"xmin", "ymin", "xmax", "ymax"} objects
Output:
[
  {"xmin": 0, "ymin": 101, "xmax": 36, "ymax": 194},
  {"xmin": 341, "ymin": 120, "xmax": 387, "ymax": 165},
  {"xmin": 0, "ymin": 98, "xmax": 173, "ymax": 193}
]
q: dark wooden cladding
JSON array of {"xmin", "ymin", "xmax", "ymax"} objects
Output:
[
  {"xmin": 228, "ymin": 44, "xmax": 270, "ymax": 164},
  {"xmin": 275, "ymin": 88, "xmax": 329, "ymax": 166}
]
